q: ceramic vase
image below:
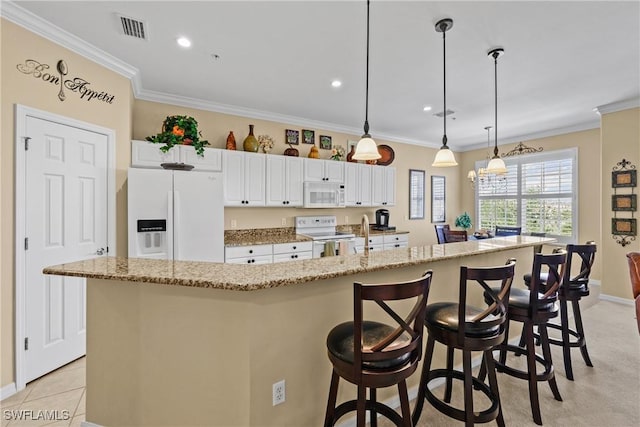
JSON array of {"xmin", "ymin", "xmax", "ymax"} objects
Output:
[
  {"xmin": 226, "ymin": 131, "xmax": 236, "ymax": 150},
  {"xmin": 243, "ymin": 125, "xmax": 259, "ymax": 152},
  {"xmin": 347, "ymin": 145, "xmax": 357, "ymax": 162}
]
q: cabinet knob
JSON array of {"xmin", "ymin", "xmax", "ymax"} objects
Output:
[
  {"xmin": 249, "ymin": 249, "xmax": 253, "ymax": 254},
  {"xmin": 247, "ymin": 260, "xmax": 251, "ymax": 264},
  {"xmin": 283, "ymin": 201, "xmax": 286, "ymax": 205},
  {"xmin": 293, "ymin": 246, "xmax": 296, "ymax": 250}
]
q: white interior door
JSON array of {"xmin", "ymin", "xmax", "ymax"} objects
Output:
[{"xmin": 24, "ymin": 116, "xmax": 108, "ymax": 382}]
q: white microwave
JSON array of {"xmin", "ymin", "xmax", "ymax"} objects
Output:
[{"xmin": 303, "ymin": 182, "xmax": 346, "ymax": 208}]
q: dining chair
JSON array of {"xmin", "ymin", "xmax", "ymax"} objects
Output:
[
  {"xmin": 435, "ymin": 224, "xmax": 450, "ymax": 244},
  {"xmin": 495, "ymin": 225, "xmax": 522, "ymax": 236},
  {"xmin": 444, "ymin": 230, "xmax": 468, "ymax": 243}
]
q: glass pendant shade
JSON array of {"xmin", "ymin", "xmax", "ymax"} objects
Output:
[
  {"xmin": 486, "ymin": 156, "xmax": 507, "ymax": 174},
  {"xmin": 353, "ymin": 136, "xmax": 381, "ymax": 160},
  {"xmin": 467, "ymin": 170, "xmax": 477, "ymax": 182},
  {"xmin": 432, "ymin": 146, "xmax": 457, "ymax": 167}
]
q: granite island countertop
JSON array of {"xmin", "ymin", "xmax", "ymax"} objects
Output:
[{"xmin": 44, "ymin": 236, "xmax": 553, "ymax": 291}]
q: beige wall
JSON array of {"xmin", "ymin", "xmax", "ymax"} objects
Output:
[
  {"xmin": 600, "ymin": 108, "xmax": 640, "ymax": 298},
  {"xmin": 133, "ymin": 99, "xmax": 463, "ymax": 246},
  {"xmin": 0, "ymin": 19, "xmax": 133, "ymax": 388},
  {"xmin": 458, "ymin": 128, "xmax": 604, "ymax": 281}
]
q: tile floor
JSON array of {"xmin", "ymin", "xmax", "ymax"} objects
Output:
[{"xmin": 1, "ymin": 357, "xmax": 85, "ymax": 427}]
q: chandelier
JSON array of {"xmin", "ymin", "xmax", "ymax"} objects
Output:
[{"xmin": 468, "ymin": 126, "xmax": 507, "ymax": 191}]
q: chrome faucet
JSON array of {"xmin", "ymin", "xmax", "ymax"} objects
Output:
[{"xmin": 361, "ymin": 214, "xmax": 370, "ymax": 255}]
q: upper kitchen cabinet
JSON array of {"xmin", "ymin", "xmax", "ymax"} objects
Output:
[
  {"xmin": 344, "ymin": 162, "xmax": 373, "ymax": 207},
  {"xmin": 131, "ymin": 140, "xmax": 222, "ymax": 171},
  {"xmin": 223, "ymin": 151, "xmax": 266, "ymax": 207},
  {"xmin": 266, "ymin": 155, "xmax": 304, "ymax": 207},
  {"xmin": 372, "ymin": 166, "xmax": 396, "ymax": 206},
  {"xmin": 303, "ymin": 158, "xmax": 344, "ymax": 183}
]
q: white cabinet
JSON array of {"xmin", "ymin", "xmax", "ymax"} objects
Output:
[
  {"xmin": 383, "ymin": 233, "xmax": 409, "ymax": 250},
  {"xmin": 345, "ymin": 163, "xmax": 373, "ymax": 207},
  {"xmin": 356, "ymin": 233, "xmax": 409, "ymax": 253},
  {"xmin": 266, "ymin": 156, "xmax": 304, "ymax": 207},
  {"xmin": 223, "ymin": 151, "xmax": 266, "ymax": 206},
  {"xmin": 303, "ymin": 159, "xmax": 344, "ymax": 183},
  {"xmin": 272, "ymin": 241, "xmax": 313, "ymax": 262},
  {"xmin": 131, "ymin": 140, "xmax": 222, "ymax": 171},
  {"xmin": 372, "ymin": 166, "xmax": 396, "ymax": 206},
  {"xmin": 225, "ymin": 244, "xmax": 273, "ymax": 264}
]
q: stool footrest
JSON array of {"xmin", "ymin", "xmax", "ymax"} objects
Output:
[
  {"xmin": 544, "ymin": 323, "xmax": 586, "ymax": 348},
  {"xmin": 331, "ymin": 399, "xmax": 403, "ymax": 427},
  {"xmin": 493, "ymin": 344, "xmax": 555, "ymax": 382},
  {"xmin": 423, "ymin": 368, "xmax": 500, "ymax": 424}
]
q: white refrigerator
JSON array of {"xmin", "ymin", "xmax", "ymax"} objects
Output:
[{"xmin": 128, "ymin": 167, "xmax": 224, "ymax": 262}]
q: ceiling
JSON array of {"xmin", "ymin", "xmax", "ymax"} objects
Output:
[{"xmin": 6, "ymin": 1, "xmax": 640, "ymax": 150}]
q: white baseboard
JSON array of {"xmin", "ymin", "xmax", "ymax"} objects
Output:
[
  {"xmin": 81, "ymin": 422, "xmax": 103, "ymax": 427},
  {"xmin": 336, "ymin": 335, "xmax": 523, "ymax": 427},
  {"xmin": 599, "ymin": 293, "xmax": 635, "ymax": 306},
  {"xmin": 0, "ymin": 382, "xmax": 17, "ymax": 401}
]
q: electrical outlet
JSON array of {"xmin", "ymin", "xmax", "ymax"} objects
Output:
[
  {"xmin": 344, "ymin": 215, "xmax": 349, "ymax": 224},
  {"xmin": 272, "ymin": 380, "xmax": 285, "ymax": 406},
  {"xmin": 281, "ymin": 218, "xmax": 287, "ymax": 226},
  {"xmin": 230, "ymin": 219, "xmax": 237, "ymax": 229}
]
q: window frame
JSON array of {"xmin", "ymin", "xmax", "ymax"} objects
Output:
[{"xmin": 474, "ymin": 148, "xmax": 578, "ymax": 244}]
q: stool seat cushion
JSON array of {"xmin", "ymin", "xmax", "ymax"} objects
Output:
[
  {"xmin": 500, "ymin": 287, "xmax": 557, "ymax": 311},
  {"xmin": 424, "ymin": 302, "xmax": 500, "ymax": 337},
  {"xmin": 524, "ymin": 273, "xmax": 588, "ymax": 294},
  {"xmin": 327, "ymin": 321, "xmax": 411, "ymax": 369},
  {"xmin": 523, "ymin": 272, "xmax": 548, "ymax": 286}
]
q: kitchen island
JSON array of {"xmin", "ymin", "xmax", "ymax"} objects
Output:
[{"xmin": 44, "ymin": 236, "xmax": 551, "ymax": 427}]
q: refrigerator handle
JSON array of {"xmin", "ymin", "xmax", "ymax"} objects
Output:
[
  {"xmin": 167, "ymin": 191, "xmax": 174, "ymax": 261},
  {"xmin": 173, "ymin": 190, "xmax": 181, "ymax": 261}
]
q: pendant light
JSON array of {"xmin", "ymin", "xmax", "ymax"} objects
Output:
[
  {"xmin": 353, "ymin": 0, "xmax": 381, "ymax": 161},
  {"xmin": 432, "ymin": 18, "xmax": 458, "ymax": 167},
  {"xmin": 486, "ymin": 48, "xmax": 507, "ymax": 174}
]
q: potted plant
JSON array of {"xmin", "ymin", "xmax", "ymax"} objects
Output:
[
  {"xmin": 455, "ymin": 212, "xmax": 472, "ymax": 231},
  {"xmin": 146, "ymin": 115, "xmax": 209, "ymax": 157}
]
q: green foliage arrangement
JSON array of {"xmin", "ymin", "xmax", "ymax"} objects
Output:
[
  {"xmin": 455, "ymin": 212, "xmax": 472, "ymax": 230},
  {"xmin": 146, "ymin": 115, "xmax": 209, "ymax": 157}
]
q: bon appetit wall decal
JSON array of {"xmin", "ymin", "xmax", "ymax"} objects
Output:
[{"xmin": 16, "ymin": 59, "xmax": 116, "ymax": 104}]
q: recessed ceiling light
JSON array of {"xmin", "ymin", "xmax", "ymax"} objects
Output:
[
  {"xmin": 423, "ymin": 106, "xmax": 432, "ymax": 112},
  {"xmin": 177, "ymin": 37, "xmax": 191, "ymax": 48},
  {"xmin": 331, "ymin": 80, "xmax": 342, "ymax": 88}
]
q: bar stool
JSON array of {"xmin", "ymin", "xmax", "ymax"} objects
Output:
[
  {"xmin": 412, "ymin": 260, "xmax": 516, "ymax": 427},
  {"xmin": 324, "ymin": 271, "xmax": 433, "ymax": 427},
  {"xmin": 482, "ymin": 251, "xmax": 567, "ymax": 425},
  {"xmin": 523, "ymin": 243, "xmax": 597, "ymax": 380}
]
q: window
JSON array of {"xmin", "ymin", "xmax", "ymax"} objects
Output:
[{"xmin": 475, "ymin": 148, "xmax": 577, "ymax": 243}]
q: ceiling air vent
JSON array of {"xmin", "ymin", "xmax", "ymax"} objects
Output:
[
  {"xmin": 117, "ymin": 14, "xmax": 147, "ymax": 40},
  {"xmin": 433, "ymin": 109, "xmax": 455, "ymax": 118}
]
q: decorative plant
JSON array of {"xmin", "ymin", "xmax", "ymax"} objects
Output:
[
  {"xmin": 331, "ymin": 145, "xmax": 346, "ymax": 161},
  {"xmin": 257, "ymin": 135, "xmax": 275, "ymax": 153},
  {"xmin": 146, "ymin": 115, "xmax": 209, "ymax": 156},
  {"xmin": 455, "ymin": 212, "xmax": 472, "ymax": 230}
]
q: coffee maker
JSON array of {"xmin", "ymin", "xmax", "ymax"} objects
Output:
[{"xmin": 373, "ymin": 209, "xmax": 395, "ymax": 231}]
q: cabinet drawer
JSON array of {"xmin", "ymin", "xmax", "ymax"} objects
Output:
[
  {"xmin": 225, "ymin": 254, "xmax": 273, "ymax": 265},
  {"xmin": 384, "ymin": 242, "xmax": 408, "ymax": 250},
  {"xmin": 383, "ymin": 234, "xmax": 409, "ymax": 244},
  {"xmin": 366, "ymin": 235, "xmax": 385, "ymax": 245},
  {"xmin": 225, "ymin": 244, "xmax": 273, "ymax": 259},
  {"xmin": 273, "ymin": 241, "xmax": 313, "ymax": 255},
  {"xmin": 273, "ymin": 252, "xmax": 313, "ymax": 263}
]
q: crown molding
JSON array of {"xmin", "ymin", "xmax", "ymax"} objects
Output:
[
  {"xmin": 595, "ymin": 97, "xmax": 640, "ymax": 115},
  {"xmin": 456, "ymin": 119, "xmax": 601, "ymax": 152},
  {"xmin": 136, "ymin": 89, "xmax": 439, "ymax": 149},
  {"xmin": 1, "ymin": 1, "xmax": 139, "ymax": 83}
]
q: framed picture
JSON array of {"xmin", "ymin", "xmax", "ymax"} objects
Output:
[
  {"xmin": 612, "ymin": 218, "xmax": 637, "ymax": 236},
  {"xmin": 612, "ymin": 194, "xmax": 637, "ymax": 211},
  {"xmin": 285, "ymin": 129, "xmax": 299, "ymax": 145},
  {"xmin": 319, "ymin": 135, "xmax": 332, "ymax": 150},
  {"xmin": 431, "ymin": 175, "xmax": 446, "ymax": 223},
  {"xmin": 409, "ymin": 169, "xmax": 425, "ymax": 220},
  {"xmin": 612, "ymin": 169, "xmax": 637, "ymax": 188},
  {"xmin": 302, "ymin": 129, "xmax": 315, "ymax": 144}
]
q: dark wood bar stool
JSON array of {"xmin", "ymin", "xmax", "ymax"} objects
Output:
[
  {"xmin": 482, "ymin": 251, "xmax": 567, "ymax": 425},
  {"xmin": 412, "ymin": 260, "xmax": 516, "ymax": 427},
  {"xmin": 324, "ymin": 271, "xmax": 433, "ymax": 427},
  {"xmin": 523, "ymin": 243, "xmax": 597, "ymax": 380}
]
